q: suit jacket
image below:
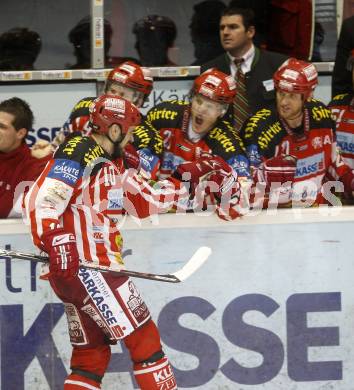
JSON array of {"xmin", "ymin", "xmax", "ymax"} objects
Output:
[
  {"xmin": 332, "ymin": 15, "xmax": 354, "ymax": 98},
  {"xmin": 201, "ymin": 47, "xmax": 288, "ymax": 114}
]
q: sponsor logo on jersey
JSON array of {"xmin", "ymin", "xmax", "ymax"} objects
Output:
[
  {"xmin": 295, "ymin": 144, "xmax": 308, "ymax": 151},
  {"xmin": 228, "ymin": 155, "xmax": 250, "ymax": 178},
  {"xmin": 92, "ymin": 226, "xmax": 104, "ymax": 243},
  {"xmin": 311, "ymin": 105, "xmax": 332, "ymax": 121},
  {"xmin": 161, "ymin": 151, "xmax": 185, "ymax": 171},
  {"xmin": 62, "ymin": 136, "xmax": 83, "ymax": 156},
  {"xmin": 147, "ymin": 108, "xmax": 178, "ymax": 122},
  {"xmin": 336, "ymin": 131, "xmax": 354, "ymax": 154},
  {"xmin": 258, "ymin": 121, "xmax": 283, "ymax": 150},
  {"xmin": 208, "ymin": 127, "xmax": 236, "ymax": 153},
  {"xmin": 134, "ymin": 125, "xmax": 163, "ymax": 155},
  {"xmin": 312, "ymin": 136, "xmax": 323, "ymax": 149},
  {"xmin": 84, "ymin": 144, "xmax": 105, "ymax": 165},
  {"xmin": 138, "ymin": 148, "xmax": 160, "ymax": 174},
  {"xmin": 48, "ymin": 159, "xmax": 82, "ymax": 186},
  {"xmin": 125, "ymin": 280, "xmax": 150, "ymax": 323},
  {"xmin": 64, "ymin": 303, "xmax": 88, "ymax": 345},
  {"xmin": 78, "ymin": 268, "xmax": 119, "ymax": 327},
  {"xmin": 246, "ymin": 144, "xmax": 261, "ymax": 166},
  {"xmin": 176, "ymin": 143, "xmax": 191, "ymax": 152},
  {"xmin": 295, "ymin": 152, "xmax": 324, "ymax": 178},
  {"xmin": 73, "ymin": 97, "xmax": 94, "ymax": 111},
  {"xmin": 244, "ymin": 108, "xmax": 272, "ymax": 139},
  {"xmin": 107, "ymin": 189, "xmax": 124, "ymax": 210}
]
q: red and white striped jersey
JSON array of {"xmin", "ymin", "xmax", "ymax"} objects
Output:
[
  {"xmin": 328, "ymin": 93, "xmax": 354, "ymax": 169},
  {"xmin": 23, "ymin": 135, "xmax": 188, "ymax": 268}
]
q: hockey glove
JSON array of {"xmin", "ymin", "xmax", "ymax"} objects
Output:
[
  {"xmin": 41, "ymin": 228, "xmax": 80, "ymax": 279},
  {"xmin": 123, "ymin": 144, "xmax": 141, "ymax": 171},
  {"xmin": 255, "ymin": 154, "xmax": 297, "ymax": 187},
  {"xmin": 173, "ymin": 154, "xmax": 229, "ymax": 185}
]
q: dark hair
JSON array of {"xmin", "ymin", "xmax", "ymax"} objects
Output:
[
  {"xmin": 221, "ymin": 6, "xmax": 255, "ymax": 30},
  {"xmin": 0, "ymin": 97, "xmax": 34, "ymax": 132},
  {"xmin": 0, "ymin": 27, "xmax": 41, "ymax": 70},
  {"xmin": 190, "ymin": 1, "xmax": 226, "ymax": 36}
]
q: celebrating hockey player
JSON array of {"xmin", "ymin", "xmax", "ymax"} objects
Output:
[
  {"xmin": 133, "ymin": 68, "xmax": 250, "ymax": 180},
  {"xmin": 328, "ymin": 48, "xmax": 354, "ymax": 169},
  {"xmin": 23, "ymin": 94, "xmax": 241, "ymax": 389},
  {"xmin": 243, "ymin": 58, "xmax": 354, "ymax": 207}
]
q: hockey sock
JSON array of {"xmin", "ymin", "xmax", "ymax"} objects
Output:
[
  {"xmin": 133, "ymin": 355, "xmax": 177, "ymax": 390},
  {"xmin": 64, "ymin": 373, "xmax": 101, "ymax": 389}
]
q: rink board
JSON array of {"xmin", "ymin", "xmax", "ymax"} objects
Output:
[{"xmin": 0, "ymin": 208, "xmax": 353, "ymax": 389}]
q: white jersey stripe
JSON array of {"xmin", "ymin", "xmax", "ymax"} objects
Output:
[
  {"xmin": 133, "ymin": 359, "xmax": 169, "ymax": 375},
  {"xmin": 64, "ymin": 379, "xmax": 100, "ymax": 389}
]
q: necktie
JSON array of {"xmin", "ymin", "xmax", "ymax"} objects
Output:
[{"xmin": 233, "ymin": 58, "xmax": 250, "ymax": 132}]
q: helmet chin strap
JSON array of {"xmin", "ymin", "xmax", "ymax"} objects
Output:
[{"xmin": 106, "ymin": 132, "xmax": 124, "ymax": 159}]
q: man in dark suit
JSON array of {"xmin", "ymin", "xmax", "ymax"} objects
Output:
[
  {"xmin": 332, "ymin": 15, "xmax": 354, "ymax": 98},
  {"xmin": 201, "ymin": 6, "xmax": 287, "ymax": 128}
]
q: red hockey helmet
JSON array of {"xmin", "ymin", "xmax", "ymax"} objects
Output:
[
  {"xmin": 273, "ymin": 58, "xmax": 318, "ymax": 99},
  {"xmin": 192, "ymin": 68, "xmax": 236, "ymax": 104},
  {"xmin": 106, "ymin": 61, "xmax": 153, "ymax": 97},
  {"xmin": 89, "ymin": 95, "xmax": 141, "ymax": 136}
]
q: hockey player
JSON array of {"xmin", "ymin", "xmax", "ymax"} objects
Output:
[
  {"xmin": 54, "ymin": 61, "xmax": 160, "ymax": 177},
  {"xmin": 243, "ymin": 58, "xmax": 354, "ymax": 208},
  {"xmin": 133, "ymin": 68, "xmax": 250, "ymax": 182},
  {"xmin": 23, "ymin": 94, "xmax": 240, "ymax": 389},
  {"xmin": 55, "ymin": 61, "xmax": 153, "ymax": 142},
  {"xmin": 328, "ymin": 49, "xmax": 354, "ymax": 169}
]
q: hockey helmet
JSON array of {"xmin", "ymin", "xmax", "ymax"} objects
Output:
[
  {"xmin": 192, "ymin": 68, "xmax": 236, "ymax": 104},
  {"xmin": 133, "ymin": 15, "xmax": 177, "ymax": 47},
  {"xmin": 89, "ymin": 95, "xmax": 141, "ymax": 136},
  {"xmin": 273, "ymin": 58, "xmax": 318, "ymax": 100},
  {"xmin": 0, "ymin": 27, "xmax": 41, "ymax": 70},
  {"xmin": 106, "ymin": 61, "xmax": 153, "ymax": 97},
  {"xmin": 69, "ymin": 16, "xmax": 112, "ymax": 49}
]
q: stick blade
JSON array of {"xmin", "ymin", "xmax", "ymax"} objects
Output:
[{"xmin": 172, "ymin": 246, "xmax": 211, "ymax": 282}]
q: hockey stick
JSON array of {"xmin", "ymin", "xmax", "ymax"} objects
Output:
[{"xmin": 0, "ymin": 246, "xmax": 211, "ymax": 283}]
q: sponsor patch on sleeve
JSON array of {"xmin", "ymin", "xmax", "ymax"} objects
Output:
[
  {"xmin": 48, "ymin": 159, "xmax": 82, "ymax": 186},
  {"xmin": 227, "ymin": 155, "xmax": 250, "ymax": 178}
]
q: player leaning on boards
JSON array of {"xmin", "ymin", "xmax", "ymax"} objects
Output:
[
  {"xmin": 53, "ymin": 61, "xmax": 154, "ymax": 176},
  {"xmin": 54, "ymin": 61, "xmax": 153, "ymax": 145},
  {"xmin": 23, "ymin": 94, "xmax": 236, "ymax": 390},
  {"xmin": 242, "ymin": 58, "xmax": 354, "ymax": 208},
  {"xmin": 133, "ymin": 68, "xmax": 250, "ymax": 219}
]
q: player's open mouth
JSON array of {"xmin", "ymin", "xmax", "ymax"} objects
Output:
[{"xmin": 195, "ymin": 116, "xmax": 204, "ymax": 126}]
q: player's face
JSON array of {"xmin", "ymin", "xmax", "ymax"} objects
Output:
[
  {"xmin": 0, "ymin": 111, "xmax": 26, "ymax": 153},
  {"xmin": 191, "ymin": 94, "xmax": 224, "ymax": 134},
  {"xmin": 276, "ymin": 91, "xmax": 304, "ymax": 122},
  {"xmin": 219, "ymin": 15, "xmax": 255, "ymax": 56},
  {"xmin": 106, "ymin": 83, "xmax": 144, "ymax": 108}
]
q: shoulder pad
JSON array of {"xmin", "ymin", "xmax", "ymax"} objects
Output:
[
  {"xmin": 242, "ymin": 108, "xmax": 275, "ymax": 141},
  {"xmin": 70, "ymin": 96, "xmax": 96, "ymax": 121},
  {"xmin": 145, "ymin": 100, "xmax": 184, "ymax": 124},
  {"xmin": 205, "ymin": 119, "xmax": 246, "ymax": 159},
  {"xmin": 54, "ymin": 135, "xmax": 106, "ymax": 168},
  {"xmin": 328, "ymin": 93, "xmax": 352, "ymax": 107},
  {"xmin": 307, "ymin": 100, "xmax": 334, "ymax": 127}
]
